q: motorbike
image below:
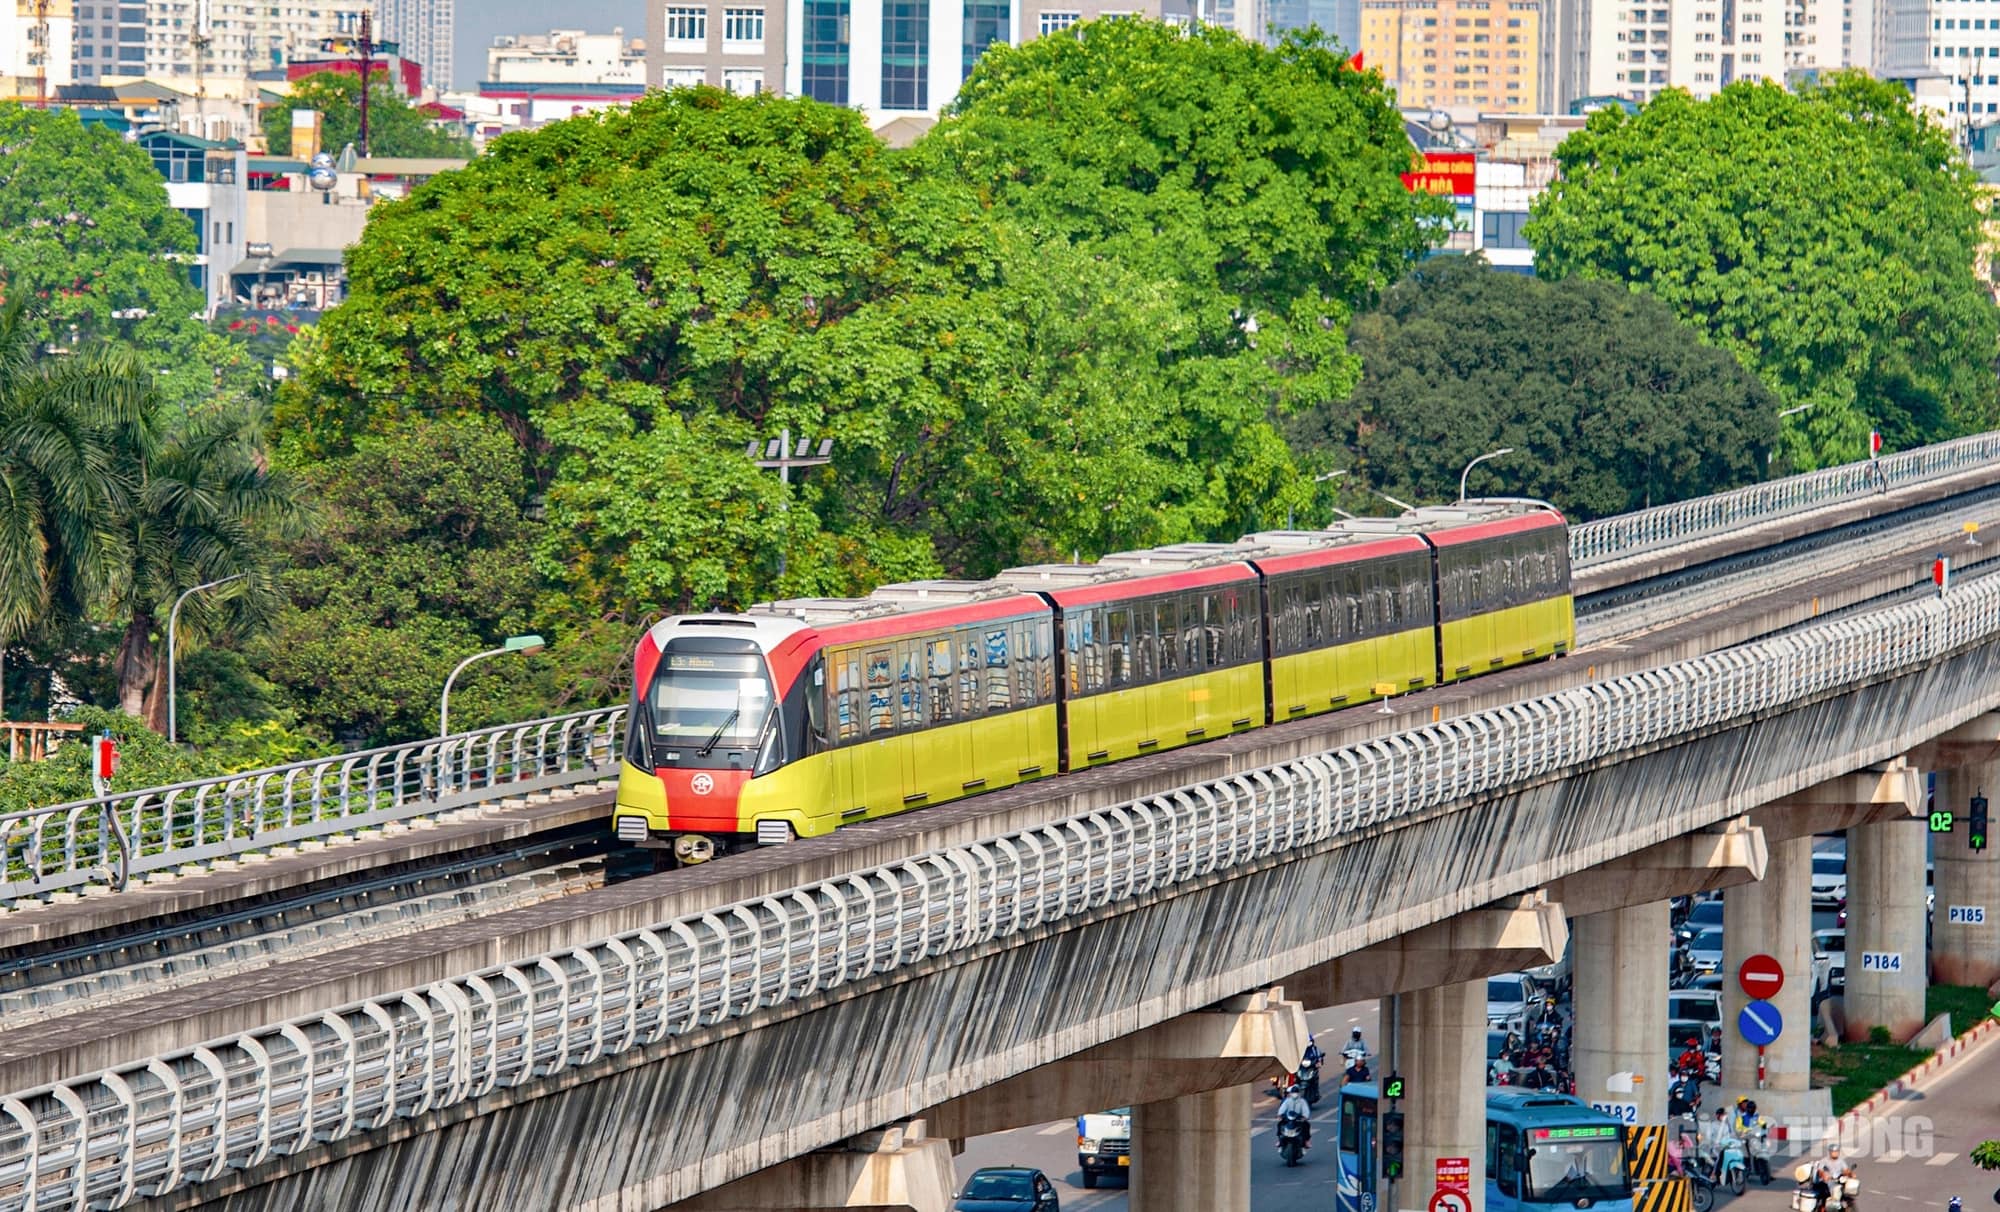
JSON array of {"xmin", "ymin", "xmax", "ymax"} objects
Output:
[
  {"xmin": 1716, "ymin": 1133, "xmax": 1748, "ymax": 1196},
  {"xmin": 1791, "ymin": 1171, "xmax": 1862, "ymax": 1212},
  {"xmin": 1741, "ymin": 1120, "xmax": 1776, "ymax": 1185},
  {"xmin": 1276, "ymin": 1113, "xmax": 1309, "ymax": 1167},
  {"xmin": 1297, "ymin": 1057, "xmax": 1322, "ymax": 1106}
]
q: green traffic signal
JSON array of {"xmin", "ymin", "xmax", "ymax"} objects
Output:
[
  {"xmin": 1930, "ymin": 810, "xmax": 1955, "ymax": 832},
  {"xmin": 1384, "ymin": 1075, "xmax": 1406, "ymax": 1099}
]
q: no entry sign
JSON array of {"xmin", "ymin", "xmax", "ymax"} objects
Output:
[{"xmin": 1739, "ymin": 954, "xmax": 1784, "ymax": 999}]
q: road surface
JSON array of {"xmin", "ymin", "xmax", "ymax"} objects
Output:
[{"xmin": 953, "ymin": 1002, "xmax": 1381, "ymax": 1211}]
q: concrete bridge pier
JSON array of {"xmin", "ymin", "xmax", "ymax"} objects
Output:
[
  {"xmin": 1910, "ymin": 717, "xmax": 2000, "ymax": 989},
  {"xmin": 665, "ymin": 1120, "xmax": 954, "ymax": 1212},
  {"xmin": 1390, "ymin": 980, "xmax": 1487, "ymax": 1212},
  {"xmin": 1571, "ymin": 902, "xmax": 1668, "ymax": 1125},
  {"xmin": 1131, "ymin": 1085, "xmax": 1252, "ymax": 1212},
  {"xmin": 1933, "ymin": 759, "xmax": 2000, "ymax": 988},
  {"xmin": 1844, "ymin": 813, "xmax": 1930, "ymax": 1040},
  {"xmin": 1550, "ymin": 821, "xmax": 1767, "ymax": 1128}
]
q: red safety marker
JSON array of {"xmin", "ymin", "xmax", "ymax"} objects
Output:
[
  {"xmin": 95, "ymin": 735, "xmax": 118, "ymax": 781},
  {"xmin": 1870, "ymin": 430, "xmax": 1883, "ymax": 459},
  {"xmin": 1739, "ymin": 954, "xmax": 1784, "ymax": 999}
]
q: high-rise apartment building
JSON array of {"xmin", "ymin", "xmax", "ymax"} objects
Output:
[
  {"xmin": 1267, "ymin": 0, "xmax": 1362, "ymax": 52},
  {"xmin": 135, "ymin": 2, "xmax": 367, "ymax": 83},
  {"xmin": 375, "ymin": 0, "xmax": 451, "ymax": 89},
  {"xmin": 0, "ymin": 0, "xmax": 74, "ymax": 97},
  {"xmin": 1532, "ymin": 0, "xmax": 1844, "ymax": 112},
  {"xmin": 1360, "ymin": 0, "xmax": 1541, "ymax": 112},
  {"xmin": 488, "ymin": 28, "xmax": 645, "ymax": 84},
  {"xmin": 649, "ymin": 0, "xmax": 1209, "ymax": 118},
  {"xmin": 1928, "ymin": 2, "xmax": 2000, "ymax": 120},
  {"xmin": 70, "ymin": 0, "xmax": 141, "ymax": 82}
]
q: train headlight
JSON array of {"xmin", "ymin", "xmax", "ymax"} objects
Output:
[{"xmin": 674, "ymin": 834, "xmax": 717, "ymax": 864}]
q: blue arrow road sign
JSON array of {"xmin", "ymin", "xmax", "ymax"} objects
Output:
[{"xmin": 1738, "ymin": 1000, "xmax": 1783, "ymax": 1046}]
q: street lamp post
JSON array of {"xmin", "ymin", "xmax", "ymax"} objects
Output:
[
  {"xmin": 1458, "ymin": 447, "xmax": 1515, "ymax": 503},
  {"xmin": 1288, "ymin": 469, "xmax": 1349, "ymax": 529},
  {"xmin": 167, "ymin": 574, "xmax": 246, "ymax": 744},
  {"xmin": 748, "ymin": 428, "xmax": 834, "ymax": 576},
  {"xmin": 439, "ymin": 634, "xmax": 545, "ymax": 738},
  {"xmin": 1772, "ymin": 403, "xmax": 1816, "ymax": 473}
]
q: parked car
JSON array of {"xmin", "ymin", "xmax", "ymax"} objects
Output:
[
  {"xmin": 1812, "ymin": 928, "xmax": 1846, "ymax": 996},
  {"xmin": 1683, "ymin": 971, "xmax": 1724, "ymax": 993},
  {"xmin": 1668, "ymin": 989, "xmax": 1722, "ymax": 1029},
  {"xmin": 1684, "ymin": 927, "xmax": 1725, "ymax": 975},
  {"xmin": 1811, "ymin": 852, "xmax": 1847, "ymax": 907},
  {"xmin": 1075, "ymin": 1109, "xmax": 1131, "ymax": 1189},
  {"xmin": 954, "ymin": 1167, "xmax": 1060, "ymax": 1212},
  {"xmin": 1487, "ymin": 972, "xmax": 1539, "ymax": 1035},
  {"xmin": 1525, "ymin": 936, "xmax": 1574, "ymax": 994}
]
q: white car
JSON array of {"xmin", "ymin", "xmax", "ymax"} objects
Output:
[
  {"xmin": 1525, "ymin": 936, "xmax": 1573, "ymax": 993},
  {"xmin": 1668, "ymin": 989, "xmax": 1722, "ymax": 1029},
  {"xmin": 1812, "ymin": 928, "xmax": 1846, "ymax": 995},
  {"xmin": 1487, "ymin": 973, "xmax": 1538, "ymax": 1034},
  {"xmin": 1811, "ymin": 852, "xmax": 1846, "ymax": 907}
]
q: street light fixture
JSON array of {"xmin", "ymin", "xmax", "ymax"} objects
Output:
[
  {"xmin": 1288, "ymin": 469, "xmax": 1349, "ymax": 529},
  {"xmin": 1458, "ymin": 447, "xmax": 1515, "ymax": 503},
  {"xmin": 439, "ymin": 634, "xmax": 545, "ymax": 737},
  {"xmin": 167, "ymin": 574, "xmax": 246, "ymax": 744},
  {"xmin": 1374, "ymin": 489, "xmax": 1418, "ymax": 514},
  {"xmin": 749, "ymin": 428, "xmax": 834, "ymax": 576},
  {"xmin": 1777, "ymin": 403, "xmax": 1816, "ymax": 418}
]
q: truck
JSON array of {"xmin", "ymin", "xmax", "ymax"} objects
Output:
[{"xmin": 1076, "ymin": 1107, "xmax": 1132, "ymax": 1188}]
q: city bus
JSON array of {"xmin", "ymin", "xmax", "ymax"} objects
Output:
[{"xmin": 1335, "ymin": 1085, "xmax": 1634, "ymax": 1212}]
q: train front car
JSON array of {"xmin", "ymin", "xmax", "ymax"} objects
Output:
[{"xmin": 613, "ymin": 613, "xmax": 821, "ymax": 865}]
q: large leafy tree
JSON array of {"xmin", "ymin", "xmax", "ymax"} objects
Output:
[
  {"xmin": 261, "ymin": 71, "xmax": 473, "ymax": 158},
  {"xmin": 0, "ymin": 104, "xmax": 209, "ymax": 384},
  {"xmin": 1290, "ymin": 257, "xmax": 1781, "ymax": 519},
  {"xmin": 918, "ymin": 21, "xmax": 1447, "ymax": 537},
  {"xmin": 1526, "ymin": 74, "xmax": 2000, "ymax": 469}
]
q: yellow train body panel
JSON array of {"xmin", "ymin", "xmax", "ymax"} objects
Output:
[
  {"xmin": 1440, "ymin": 595, "xmax": 1575, "ymax": 683},
  {"xmin": 1065, "ymin": 664, "xmax": 1264, "ymax": 768},
  {"xmin": 1268, "ymin": 625, "xmax": 1436, "ymax": 721},
  {"xmin": 616, "ymin": 707, "xmax": 1061, "ymax": 842}
]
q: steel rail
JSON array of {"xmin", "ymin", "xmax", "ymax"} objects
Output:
[
  {"xmin": 1567, "ymin": 430, "xmax": 2000, "ymax": 567},
  {"xmin": 3, "ymin": 561, "xmax": 1998, "ymax": 1211},
  {"xmin": 5, "ymin": 429, "xmax": 1998, "ymax": 907}
]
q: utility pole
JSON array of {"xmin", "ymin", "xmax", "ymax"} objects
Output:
[
  {"xmin": 357, "ymin": 10, "xmax": 373, "ymax": 157},
  {"xmin": 749, "ymin": 429, "xmax": 834, "ymax": 576},
  {"xmin": 191, "ymin": 0, "xmax": 212, "ymax": 133}
]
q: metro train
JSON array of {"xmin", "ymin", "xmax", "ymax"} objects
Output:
[{"xmin": 612, "ymin": 501, "xmax": 1576, "ymax": 864}]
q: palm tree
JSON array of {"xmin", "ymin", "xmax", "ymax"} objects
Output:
[
  {"xmin": 0, "ymin": 298, "xmax": 145, "ymax": 651},
  {"xmin": 106, "ymin": 398, "xmax": 314, "ymax": 730}
]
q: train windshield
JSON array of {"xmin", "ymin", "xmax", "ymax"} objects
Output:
[
  {"xmin": 1523, "ymin": 1130, "xmax": 1628, "ymax": 1204},
  {"xmin": 647, "ymin": 651, "xmax": 775, "ymax": 759}
]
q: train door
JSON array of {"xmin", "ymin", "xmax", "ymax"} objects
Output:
[
  {"xmin": 1336, "ymin": 1086, "xmax": 1379, "ymax": 1212},
  {"xmin": 917, "ymin": 633, "xmax": 970, "ymax": 805}
]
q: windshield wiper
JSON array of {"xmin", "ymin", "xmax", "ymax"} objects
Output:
[{"xmin": 697, "ymin": 709, "xmax": 740, "ymax": 757}]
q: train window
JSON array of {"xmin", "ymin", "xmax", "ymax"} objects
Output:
[
  {"xmin": 806, "ymin": 656, "xmax": 829, "ymax": 749},
  {"xmin": 1344, "ymin": 569, "xmax": 1366, "ymax": 638},
  {"xmin": 1182, "ymin": 596, "xmax": 1203, "ymax": 670},
  {"xmin": 1014, "ymin": 619, "xmax": 1041, "ymax": 705},
  {"xmin": 1199, "ymin": 594, "xmax": 1220, "ymax": 667},
  {"xmin": 865, "ymin": 648, "xmax": 894, "ymax": 735},
  {"xmin": 959, "ymin": 635, "xmax": 983, "ymax": 718},
  {"xmin": 1157, "ymin": 597, "xmax": 1179, "ymax": 676},
  {"xmin": 1129, "ymin": 602, "xmax": 1156, "ymax": 682},
  {"xmin": 1107, "ymin": 608, "xmax": 1131, "ymax": 686},
  {"xmin": 898, "ymin": 641, "xmax": 924, "ymax": 730},
  {"xmin": 1303, "ymin": 576, "xmax": 1324, "ymax": 644},
  {"xmin": 1065, "ymin": 615, "xmax": 1083, "ymax": 693},
  {"xmin": 928, "ymin": 637, "xmax": 954, "ymax": 724},
  {"xmin": 987, "ymin": 627, "xmax": 1013, "ymax": 710},
  {"xmin": 836, "ymin": 651, "xmax": 863, "ymax": 743}
]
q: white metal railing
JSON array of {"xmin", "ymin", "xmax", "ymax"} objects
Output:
[
  {"xmin": 0, "ymin": 708, "xmax": 625, "ymax": 905},
  {"xmin": 5, "ymin": 429, "xmax": 1995, "ymax": 906},
  {"xmin": 1568, "ymin": 430, "xmax": 2000, "ymax": 567},
  {"xmin": 3, "ymin": 564, "xmax": 1997, "ymax": 1211}
]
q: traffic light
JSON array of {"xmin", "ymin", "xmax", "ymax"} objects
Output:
[
  {"xmin": 1383, "ymin": 1072, "xmax": 1406, "ymax": 1100},
  {"xmin": 1971, "ymin": 794, "xmax": 1988, "ymax": 853},
  {"xmin": 1382, "ymin": 1111, "xmax": 1406, "ymax": 1180}
]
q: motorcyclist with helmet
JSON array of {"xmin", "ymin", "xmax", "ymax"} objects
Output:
[
  {"xmin": 1807, "ymin": 1143, "xmax": 1854, "ymax": 1212},
  {"xmin": 1277, "ymin": 1083, "xmax": 1313, "ymax": 1152}
]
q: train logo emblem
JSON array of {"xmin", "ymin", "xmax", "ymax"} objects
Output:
[{"xmin": 691, "ymin": 774, "xmax": 714, "ymax": 795}]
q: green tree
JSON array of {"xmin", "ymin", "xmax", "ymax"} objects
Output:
[
  {"xmin": 1973, "ymin": 1139, "xmax": 2000, "ymax": 1170},
  {"xmin": 0, "ymin": 299, "xmax": 149, "ymax": 646},
  {"xmin": 1526, "ymin": 74, "xmax": 2000, "ymax": 469},
  {"xmin": 1291, "ymin": 257, "xmax": 1781, "ymax": 519},
  {"xmin": 920, "ymin": 21, "xmax": 1448, "ymax": 536},
  {"xmin": 0, "ymin": 104, "xmax": 209, "ymax": 383},
  {"xmin": 106, "ymin": 399, "xmax": 314, "ymax": 731},
  {"xmin": 261, "ymin": 71, "xmax": 473, "ymax": 158},
  {"xmin": 258, "ymin": 415, "xmax": 554, "ymax": 742}
]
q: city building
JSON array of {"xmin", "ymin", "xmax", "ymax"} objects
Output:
[
  {"xmin": 1361, "ymin": 0, "xmax": 1542, "ymax": 114},
  {"xmin": 0, "ymin": 0, "xmax": 74, "ymax": 98},
  {"xmin": 1267, "ymin": 0, "xmax": 1362, "ymax": 53},
  {"xmin": 132, "ymin": 2, "xmax": 367, "ymax": 85},
  {"xmin": 487, "ymin": 28, "xmax": 645, "ymax": 84},
  {"xmin": 1527, "ymin": 0, "xmax": 1850, "ymax": 112},
  {"xmin": 374, "ymin": 0, "xmax": 452, "ymax": 90},
  {"xmin": 457, "ymin": 80, "xmax": 645, "ymax": 139},
  {"xmin": 287, "ymin": 36, "xmax": 424, "ymax": 98},
  {"xmin": 646, "ymin": 0, "xmax": 1208, "ymax": 121},
  {"xmin": 69, "ymin": 0, "xmax": 140, "ymax": 82}
]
